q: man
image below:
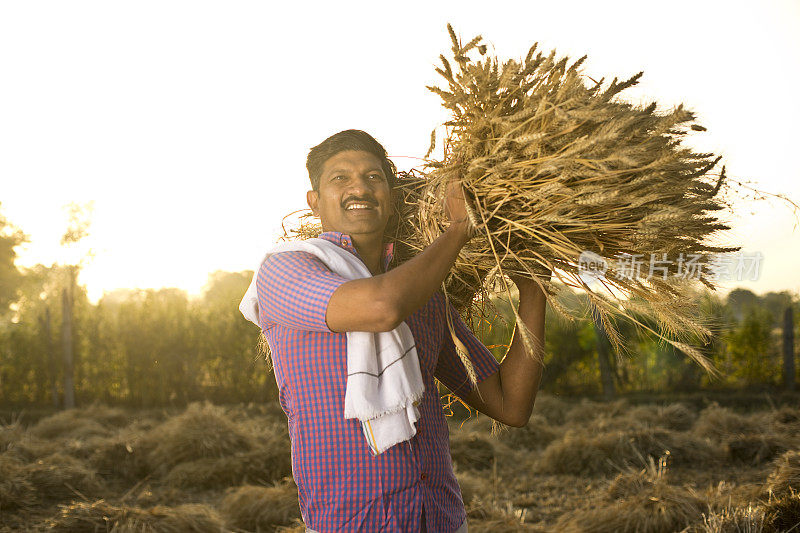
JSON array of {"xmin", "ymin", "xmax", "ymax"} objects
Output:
[{"xmin": 253, "ymin": 130, "xmax": 547, "ymax": 532}]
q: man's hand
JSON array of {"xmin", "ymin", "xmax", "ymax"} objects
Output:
[
  {"xmin": 444, "ymin": 179, "xmax": 476, "ymax": 240},
  {"xmin": 460, "ymin": 268, "xmax": 549, "ymax": 427},
  {"xmin": 511, "ymin": 267, "xmax": 551, "ymax": 295}
]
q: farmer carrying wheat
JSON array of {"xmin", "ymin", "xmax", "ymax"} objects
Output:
[{"xmin": 239, "ymin": 129, "xmax": 547, "ymax": 533}]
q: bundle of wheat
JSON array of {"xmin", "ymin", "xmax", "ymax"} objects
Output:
[
  {"xmin": 26, "ymin": 452, "xmax": 103, "ymax": 504},
  {"xmin": 144, "ymin": 402, "xmax": 255, "ymax": 475},
  {"xmin": 0, "ymin": 454, "xmax": 36, "ymax": 511},
  {"xmin": 449, "ymin": 432, "xmax": 497, "ymax": 471},
  {"xmin": 0, "ymin": 416, "xmax": 25, "ymax": 453},
  {"xmin": 496, "ymin": 413, "xmax": 560, "ymax": 449},
  {"xmin": 767, "ymin": 451, "xmax": 800, "ymax": 497},
  {"xmin": 454, "ymin": 470, "xmax": 489, "ymax": 508},
  {"xmin": 45, "ymin": 499, "xmax": 228, "ymax": 532},
  {"xmin": 527, "ymin": 392, "xmax": 571, "ymax": 425},
  {"xmin": 691, "ymin": 403, "xmax": 765, "ymax": 442},
  {"xmin": 762, "ymin": 489, "xmax": 800, "ymax": 533},
  {"xmin": 564, "ymin": 398, "xmax": 630, "ymax": 424},
  {"xmin": 388, "ymin": 23, "xmax": 743, "ymax": 385},
  {"xmin": 726, "ymin": 434, "xmax": 790, "ymax": 466},
  {"xmin": 699, "ymin": 505, "xmax": 766, "ymax": 533},
  {"xmin": 626, "ymin": 403, "xmax": 698, "ymax": 432},
  {"xmin": 558, "ymin": 455, "xmax": 706, "ymax": 532},
  {"xmin": 219, "ymin": 480, "xmax": 300, "ymax": 532},
  {"xmin": 534, "ymin": 427, "xmax": 719, "ymax": 477},
  {"xmin": 163, "ymin": 447, "xmax": 291, "ymax": 489},
  {"xmin": 88, "ymin": 423, "xmax": 155, "ymax": 482},
  {"xmin": 558, "ymin": 482, "xmax": 705, "ymax": 533},
  {"xmin": 30, "ymin": 410, "xmax": 112, "ymax": 441}
]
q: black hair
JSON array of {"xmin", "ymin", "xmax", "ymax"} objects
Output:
[{"xmin": 306, "ymin": 129, "xmax": 397, "ymax": 191}]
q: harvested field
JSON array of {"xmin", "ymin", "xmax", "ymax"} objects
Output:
[{"xmin": 1, "ymin": 394, "xmax": 799, "ymax": 532}]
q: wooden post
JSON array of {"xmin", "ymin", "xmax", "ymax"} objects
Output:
[
  {"xmin": 784, "ymin": 306, "xmax": 796, "ymax": 392},
  {"xmin": 592, "ymin": 306, "xmax": 616, "ymax": 399},
  {"xmin": 61, "ymin": 267, "xmax": 75, "ymax": 409},
  {"xmin": 39, "ymin": 307, "xmax": 60, "ymax": 408}
]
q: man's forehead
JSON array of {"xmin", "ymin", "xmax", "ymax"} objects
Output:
[
  {"xmin": 325, "ymin": 166, "xmax": 385, "ymax": 175},
  {"xmin": 322, "ymin": 151, "xmax": 383, "ymax": 173}
]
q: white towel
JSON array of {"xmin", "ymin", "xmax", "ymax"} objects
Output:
[{"xmin": 239, "ymin": 238, "xmax": 425, "ymax": 456}]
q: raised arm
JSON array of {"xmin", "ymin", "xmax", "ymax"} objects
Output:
[
  {"xmin": 325, "ymin": 182, "xmax": 473, "ymax": 333},
  {"xmin": 456, "ymin": 277, "xmax": 548, "ymax": 427}
]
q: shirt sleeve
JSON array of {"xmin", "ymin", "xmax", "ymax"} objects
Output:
[
  {"xmin": 434, "ymin": 297, "xmax": 500, "ymax": 400},
  {"xmin": 256, "ymin": 251, "xmax": 348, "ymax": 332}
]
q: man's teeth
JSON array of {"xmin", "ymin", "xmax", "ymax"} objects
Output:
[{"xmin": 346, "ymin": 204, "xmax": 371, "ymax": 210}]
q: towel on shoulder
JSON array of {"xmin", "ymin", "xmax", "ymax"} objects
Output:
[{"xmin": 239, "ymin": 238, "xmax": 425, "ymax": 455}]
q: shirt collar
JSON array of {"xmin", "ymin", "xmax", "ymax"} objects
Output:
[{"xmin": 318, "ymin": 231, "xmax": 394, "ymax": 272}]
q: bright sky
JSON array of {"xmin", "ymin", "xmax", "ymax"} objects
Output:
[{"xmin": 2, "ymin": 1, "xmax": 798, "ymax": 303}]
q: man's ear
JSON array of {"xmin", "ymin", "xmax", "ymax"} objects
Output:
[{"xmin": 307, "ymin": 189, "xmax": 320, "ymax": 216}]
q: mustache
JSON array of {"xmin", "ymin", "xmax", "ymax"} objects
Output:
[{"xmin": 341, "ymin": 196, "xmax": 378, "ymax": 208}]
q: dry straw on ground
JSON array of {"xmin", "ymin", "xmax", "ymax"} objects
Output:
[
  {"xmin": 144, "ymin": 402, "xmax": 255, "ymax": 473},
  {"xmin": 219, "ymin": 480, "xmax": 300, "ymax": 532},
  {"xmin": 29, "ymin": 405, "xmax": 132, "ymax": 440},
  {"xmin": 767, "ymin": 450, "xmax": 800, "ymax": 497},
  {"xmin": 163, "ymin": 448, "xmax": 291, "ymax": 490},
  {"xmin": 495, "ymin": 414, "xmax": 560, "ymax": 450},
  {"xmin": 449, "ymin": 432, "xmax": 497, "ymax": 471},
  {"xmin": 45, "ymin": 499, "xmax": 228, "ymax": 532},
  {"xmin": 692, "ymin": 403, "xmax": 766, "ymax": 442},
  {"xmin": 762, "ymin": 489, "xmax": 800, "ymax": 533},
  {"xmin": 628, "ymin": 403, "xmax": 698, "ymax": 432},
  {"xmin": 0, "ymin": 451, "xmax": 103, "ymax": 510},
  {"xmin": 2, "ymin": 401, "xmax": 799, "ymax": 531},
  {"xmin": 556, "ymin": 454, "xmax": 706, "ymax": 532},
  {"xmin": 534, "ymin": 427, "xmax": 720, "ymax": 477},
  {"xmin": 698, "ymin": 505, "xmax": 765, "ymax": 533}
]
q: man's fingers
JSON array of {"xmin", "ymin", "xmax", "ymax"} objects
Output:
[{"xmin": 445, "ymin": 181, "xmax": 466, "ymax": 219}]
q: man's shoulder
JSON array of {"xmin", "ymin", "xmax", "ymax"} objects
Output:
[
  {"xmin": 255, "ymin": 249, "xmax": 339, "ymax": 298},
  {"xmin": 259, "ymin": 249, "xmax": 328, "ymax": 277}
]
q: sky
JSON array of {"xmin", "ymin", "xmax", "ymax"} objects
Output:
[{"xmin": 1, "ymin": 0, "xmax": 798, "ymax": 303}]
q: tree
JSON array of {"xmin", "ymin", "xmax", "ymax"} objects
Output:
[
  {"xmin": 726, "ymin": 288, "xmax": 759, "ymax": 322},
  {"xmin": 58, "ymin": 202, "xmax": 93, "ymax": 408},
  {"xmin": 197, "ymin": 270, "xmax": 273, "ymax": 403},
  {"xmin": 760, "ymin": 291, "xmax": 796, "ymax": 391},
  {"xmin": 1, "ymin": 263, "xmax": 74, "ymax": 405},
  {"xmin": 726, "ymin": 305, "xmax": 776, "ymax": 386},
  {"xmin": 784, "ymin": 306, "xmax": 796, "ymax": 391},
  {"xmin": 538, "ymin": 296, "xmax": 595, "ymax": 392},
  {"xmin": 0, "ymin": 204, "xmax": 27, "ymax": 316}
]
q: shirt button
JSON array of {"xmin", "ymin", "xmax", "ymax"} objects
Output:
[{"xmin": 420, "ymin": 472, "xmax": 427, "ymax": 481}]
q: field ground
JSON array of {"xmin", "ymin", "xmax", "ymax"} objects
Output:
[{"xmin": 2, "ymin": 392, "xmax": 800, "ymax": 532}]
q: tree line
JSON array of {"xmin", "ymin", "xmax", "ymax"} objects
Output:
[{"xmin": 0, "ymin": 205, "xmax": 798, "ymax": 408}]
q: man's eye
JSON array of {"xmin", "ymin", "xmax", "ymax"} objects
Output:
[{"xmin": 369, "ymin": 174, "xmax": 383, "ymax": 180}]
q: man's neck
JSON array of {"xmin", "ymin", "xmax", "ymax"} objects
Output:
[{"xmin": 350, "ymin": 233, "xmax": 385, "ymax": 275}]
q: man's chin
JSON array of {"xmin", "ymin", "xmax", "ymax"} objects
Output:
[{"xmin": 324, "ymin": 221, "xmax": 387, "ymax": 238}]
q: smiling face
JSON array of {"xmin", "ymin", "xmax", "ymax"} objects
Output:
[{"xmin": 306, "ymin": 150, "xmax": 394, "ymax": 239}]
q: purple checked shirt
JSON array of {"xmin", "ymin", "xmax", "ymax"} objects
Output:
[{"xmin": 255, "ymin": 232, "xmax": 500, "ymax": 533}]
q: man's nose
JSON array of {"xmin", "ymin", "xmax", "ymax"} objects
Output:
[{"xmin": 346, "ymin": 175, "xmax": 376, "ymax": 197}]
